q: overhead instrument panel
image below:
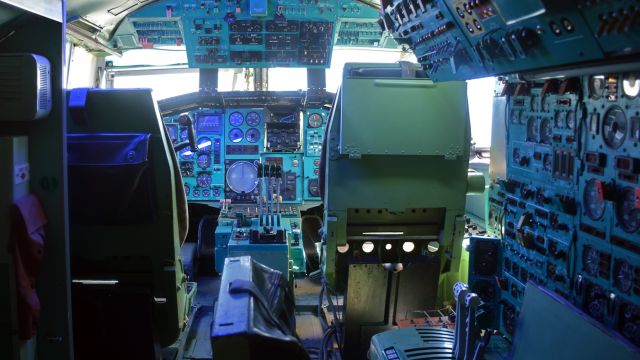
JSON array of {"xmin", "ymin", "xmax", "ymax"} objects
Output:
[
  {"xmin": 113, "ymin": 0, "xmax": 384, "ymax": 68},
  {"xmin": 579, "ymin": 1, "xmax": 640, "ymax": 57},
  {"xmin": 335, "ymin": 18, "xmax": 394, "ymax": 48},
  {"xmin": 380, "ymin": 0, "xmax": 640, "ymax": 81},
  {"xmin": 380, "ymin": 0, "xmax": 487, "ymax": 82}
]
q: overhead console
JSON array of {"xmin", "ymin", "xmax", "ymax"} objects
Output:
[
  {"xmin": 159, "ymin": 91, "xmax": 332, "ymax": 204},
  {"xmin": 108, "ymin": 0, "xmax": 389, "ymax": 68},
  {"xmin": 380, "ymin": 0, "xmax": 640, "ymax": 81}
]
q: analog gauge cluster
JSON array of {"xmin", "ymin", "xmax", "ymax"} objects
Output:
[
  {"xmin": 585, "ymin": 74, "xmax": 638, "ymax": 152},
  {"xmin": 196, "ymin": 137, "xmax": 212, "ymax": 169},
  {"xmin": 227, "ymin": 110, "xmax": 263, "ymax": 147},
  {"xmin": 305, "ymin": 110, "xmax": 327, "ymax": 157},
  {"xmin": 581, "ymin": 73, "xmax": 640, "ymax": 240},
  {"xmin": 501, "ymin": 76, "xmax": 640, "ymax": 342},
  {"xmin": 304, "ymin": 110, "xmax": 328, "ymax": 200},
  {"xmin": 162, "ymin": 111, "xmax": 225, "ymax": 202}
]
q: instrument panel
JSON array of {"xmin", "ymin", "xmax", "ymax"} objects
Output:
[
  {"xmin": 381, "ymin": 0, "xmax": 639, "ymax": 81},
  {"xmin": 492, "ymin": 73, "xmax": 640, "ymax": 346},
  {"xmin": 112, "ymin": 0, "xmax": 387, "ymax": 68},
  {"xmin": 225, "ymin": 108, "xmax": 265, "ymax": 155},
  {"xmin": 161, "ymin": 91, "xmax": 330, "ymax": 203},
  {"xmin": 303, "ymin": 108, "xmax": 329, "ymax": 200}
]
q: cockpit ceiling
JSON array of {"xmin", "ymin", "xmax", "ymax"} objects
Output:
[{"xmin": 66, "ymin": 0, "xmax": 159, "ymax": 53}]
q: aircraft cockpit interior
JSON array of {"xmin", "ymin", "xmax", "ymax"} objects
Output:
[{"xmin": 1, "ymin": 1, "xmax": 640, "ymax": 359}]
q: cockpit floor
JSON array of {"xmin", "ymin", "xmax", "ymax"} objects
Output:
[{"xmin": 173, "ymin": 275, "xmax": 328, "ymax": 359}]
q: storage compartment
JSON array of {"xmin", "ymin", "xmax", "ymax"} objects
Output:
[{"xmin": 67, "ymin": 133, "xmax": 154, "ymax": 224}]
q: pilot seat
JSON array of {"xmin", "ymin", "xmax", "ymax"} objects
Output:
[{"xmin": 66, "ymin": 88, "xmax": 192, "ymax": 359}]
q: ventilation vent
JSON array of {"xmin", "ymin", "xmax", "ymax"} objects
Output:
[
  {"xmin": 0, "ymin": 54, "xmax": 51, "ymax": 121},
  {"xmin": 38, "ymin": 63, "xmax": 51, "ymax": 111}
]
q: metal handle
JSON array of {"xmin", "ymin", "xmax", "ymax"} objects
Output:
[{"xmin": 373, "ymin": 79, "xmax": 436, "ymax": 88}]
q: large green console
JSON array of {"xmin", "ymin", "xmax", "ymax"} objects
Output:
[{"xmin": 322, "ymin": 62, "xmax": 484, "ymax": 358}]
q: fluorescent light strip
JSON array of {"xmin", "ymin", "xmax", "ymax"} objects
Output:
[
  {"xmin": 362, "ymin": 231, "xmax": 405, "ymax": 236},
  {"xmin": 72, "ymin": 279, "xmax": 119, "ymax": 285}
]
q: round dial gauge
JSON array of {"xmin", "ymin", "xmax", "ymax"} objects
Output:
[
  {"xmin": 587, "ymin": 285, "xmax": 606, "ymax": 320},
  {"xmin": 540, "ymin": 117, "xmax": 552, "ymax": 144},
  {"xmin": 308, "ymin": 113, "xmax": 323, "ymax": 128},
  {"xmin": 246, "ymin": 112, "xmax": 261, "ymax": 126},
  {"xmin": 197, "ymin": 137, "xmax": 212, "ymax": 152},
  {"xmin": 179, "ymin": 148, "xmax": 193, "ymax": 160},
  {"xmin": 617, "ymin": 187, "xmax": 640, "ymax": 233},
  {"xmin": 229, "ymin": 128, "xmax": 244, "ymax": 143},
  {"xmin": 526, "ymin": 117, "xmax": 538, "ymax": 142},
  {"xmin": 554, "ymin": 111, "xmax": 564, "ymax": 128},
  {"xmin": 623, "ymin": 73, "xmax": 639, "ymax": 98},
  {"xmin": 566, "ymin": 110, "xmax": 576, "ymax": 130},
  {"xmin": 229, "ymin": 112, "xmax": 244, "ymax": 126},
  {"xmin": 614, "ymin": 260, "xmax": 634, "ymax": 293},
  {"xmin": 180, "ymin": 128, "xmax": 189, "ymax": 142},
  {"xmin": 541, "ymin": 96, "xmax": 550, "ymax": 112},
  {"xmin": 245, "ymin": 128, "xmax": 261, "ymax": 143},
  {"xmin": 512, "ymin": 148, "xmax": 521, "ymax": 166},
  {"xmin": 196, "ymin": 173, "xmax": 212, "ymax": 188},
  {"xmin": 197, "ymin": 154, "xmax": 211, "ymax": 169},
  {"xmin": 530, "ymin": 96, "xmax": 539, "ymax": 112},
  {"xmin": 543, "ymin": 153, "xmax": 552, "ymax": 172},
  {"xmin": 184, "ymin": 183, "xmax": 190, "ymax": 196},
  {"xmin": 166, "ymin": 125, "xmax": 178, "ymax": 143},
  {"xmin": 589, "ymin": 75, "xmax": 606, "ymax": 99},
  {"xmin": 226, "ymin": 161, "xmax": 258, "ymax": 194},
  {"xmin": 584, "ymin": 179, "xmax": 606, "ymax": 221},
  {"xmin": 584, "ymin": 246, "xmax": 600, "ymax": 276},
  {"xmin": 180, "ymin": 162, "xmax": 194, "ymax": 177},
  {"xmin": 510, "ymin": 109, "xmax": 520, "ymax": 124},
  {"xmin": 602, "ymin": 105, "xmax": 627, "ymax": 149}
]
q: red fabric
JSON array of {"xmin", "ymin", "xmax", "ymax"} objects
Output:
[{"xmin": 10, "ymin": 194, "xmax": 47, "ymax": 340}]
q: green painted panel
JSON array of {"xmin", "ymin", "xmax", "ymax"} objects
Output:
[{"xmin": 340, "ymin": 63, "xmax": 469, "ymax": 157}]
